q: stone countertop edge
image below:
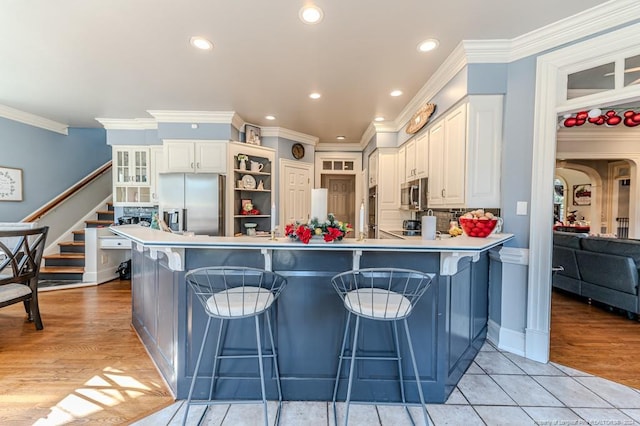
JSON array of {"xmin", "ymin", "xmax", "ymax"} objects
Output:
[{"xmin": 110, "ymin": 225, "xmax": 513, "ymax": 252}]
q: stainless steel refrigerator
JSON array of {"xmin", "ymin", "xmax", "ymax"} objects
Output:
[{"xmin": 158, "ymin": 173, "xmax": 225, "ymax": 236}]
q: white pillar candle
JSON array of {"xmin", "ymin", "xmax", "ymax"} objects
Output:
[
  {"xmin": 271, "ymin": 202, "xmax": 276, "ymax": 231},
  {"xmin": 359, "ymin": 201, "xmax": 365, "ymax": 234},
  {"xmin": 311, "ymin": 188, "xmax": 328, "ymax": 222}
]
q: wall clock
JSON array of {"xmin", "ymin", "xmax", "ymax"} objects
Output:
[{"xmin": 292, "ymin": 143, "xmax": 305, "ymax": 159}]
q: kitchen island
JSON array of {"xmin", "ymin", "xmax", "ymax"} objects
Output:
[{"xmin": 111, "ymin": 225, "xmax": 512, "ymax": 403}]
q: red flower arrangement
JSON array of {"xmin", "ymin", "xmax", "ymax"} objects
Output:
[{"xmin": 285, "ymin": 214, "xmax": 352, "ymax": 244}]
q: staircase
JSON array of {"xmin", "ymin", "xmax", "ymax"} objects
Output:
[{"xmin": 39, "ymin": 203, "xmax": 115, "ymax": 285}]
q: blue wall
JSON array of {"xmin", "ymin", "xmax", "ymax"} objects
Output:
[{"xmin": 0, "ymin": 118, "xmax": 109, "ymax": 221}]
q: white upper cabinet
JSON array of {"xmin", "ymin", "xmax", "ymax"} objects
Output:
[
  {"xmin": 164, "ymin": 140, "xmax": 227, "ymax": 173},
  {"xmin": 415, "ymin": 131, "xmax": 428, "ymax": 178},
  {"xmin": 112, "ymin": 146, "xmax": 153, "ymax": 206},
  {"xmin": 399, "ymin": 131, "xmax": 427, "ymax": 184},
  {"xmin": 427, "ymin": 95, "xmax": 503, "ymax": 208},
  {"xmin": 149, "ymin": 146, "xmax": 164, "ymax": 203},
  {"xmin": 397, "ymin": 145, "xmax": 406, "ymax": 185},
  {"xmin": 404, "ymin": 138, "xmax": 416, "ymax": 181},
  {"xmin": 368, "ymin": 149, "xmax": 379, "ymax": 187},
  {"xmin": 377, "ymin": 148, "xmax": 399, "ymax": 210}
]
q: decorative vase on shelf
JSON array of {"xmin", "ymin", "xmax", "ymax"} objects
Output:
[{"xmin": 239, "ymin": 159, "xmax": 247, "ymax": 170}]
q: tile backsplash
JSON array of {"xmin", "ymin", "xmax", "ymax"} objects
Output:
[{"xmin": 417, "ymin": 208, "xmax": 501, "ymax": 232}]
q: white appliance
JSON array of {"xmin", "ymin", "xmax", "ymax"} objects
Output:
[{"xmin": 158, "ymin": 173, "xmax": 225, "ymax": 236}]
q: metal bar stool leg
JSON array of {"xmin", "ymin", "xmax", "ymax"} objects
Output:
[
  {"xmin": 183, "ymin": 316, "xmax": 213, "ymax": 426},
  {"xmin": 392, "ymin": 321, "xmax": 408, "ymax": 404},
  {"xmin": 255, "ymin": 314, "xmax": 269, "ymax": 426},
  {"xmin": 332, "ymin": 311, "xmax": 352, "ymax": 426},
  {"xmin": 265, "ymin": 310, "xmax": 282, "ymax": 425},
  {"xmin": 208, "ymin": 319, "xmax": 226, "ymax": 400},
  {"xmin": 403, "ymin": 318, "xmax": 430, "ymax": 425},
  {"xmin": 343, "ymin": 315, "xmax": 360, "ymax": 426}
]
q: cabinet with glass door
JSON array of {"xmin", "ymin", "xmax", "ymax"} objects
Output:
[{"xmin": 113, "ymin": 146, "xmax": 153, "ymax": 206}]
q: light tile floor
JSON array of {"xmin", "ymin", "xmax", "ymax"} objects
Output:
[{"xmin": 134, "ymin": 342, "xmax": 640, "ymax": 425}]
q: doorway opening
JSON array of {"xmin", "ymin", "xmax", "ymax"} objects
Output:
[{"xmin": 321, "ymin": 174, "xmax": 356, "ymax": 238}]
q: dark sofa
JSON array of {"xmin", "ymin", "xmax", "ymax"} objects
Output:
[{"xmin": 552, "ymin": 231, "xmax": 640, "ymax": 317}]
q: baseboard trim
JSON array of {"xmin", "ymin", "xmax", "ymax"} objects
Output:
[{"xmin": 487, "ymin": 319, "xmax": 526, "ymax": 356}]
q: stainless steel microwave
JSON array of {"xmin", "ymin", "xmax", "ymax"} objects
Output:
[{"xmin": 400, "ymin": 178, "xmax": 428, "ymax": 210}]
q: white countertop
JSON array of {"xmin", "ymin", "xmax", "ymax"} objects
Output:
[{"xmin": 110, "ymin": 224, "xmax": 512, "ymax": 253}]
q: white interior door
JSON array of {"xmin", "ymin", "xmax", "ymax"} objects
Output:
[{"xmin": 279, "ymin": 160, "xmax": 312, "ymax": 228}]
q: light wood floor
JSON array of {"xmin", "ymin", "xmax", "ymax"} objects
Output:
[
  {"xmin": 550, "ymin": 289, "xmax": 640, "ymax": 389},
  {"xmin": 1, "ymin": 281, "xmax": 638, "ymax": 425},
  {"xmin": 0, "ymin": 279, "xmax": 173, "ymax": 425}
]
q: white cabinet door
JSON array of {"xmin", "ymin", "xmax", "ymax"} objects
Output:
[
  {"xmin": 405, "ymin": 139, "xmax": 416, "ymax": 181},
  {"xmin": 427, "ymin": 121, "xmax": 445, "ymax": 206},
  {"xmin": 378, "ymin": 149, "xmax": 399, "ymax": 209},
  {"xmin": 368, "ymin": 150, "xmax": 378, "ymax": 187},
  {"xmin": 164, "ymin": 141, "xmax": 226, "ymax": 173},
  {"xmin": 443, "ymin": 103, "xmax": 467, "ymax": 206},
  {"xmin": 112, "ymin": 146, "xmax": 152, "ymax": 206},
  {"xmin": 164, "ymin": 142, "xmax": 195, "ymax": 172},
  {"xmin": 397, "ymin": 145, "xmax": 406, "ymax": 185},
  {"xmin": 415, "ymin": 131, "xmax": 428, "ymax": 178},
  {"xmin": 150, "ymin": 146, "xmax": 164, "ymax": 203},
  {"xmin": 197, "ymin": 142, "xmax": 226, "ymax": 173}
]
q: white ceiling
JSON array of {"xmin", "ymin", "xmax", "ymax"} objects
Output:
[{"xmin": 0, "ymin": 0, "xmax": 605, "ymax": 143}]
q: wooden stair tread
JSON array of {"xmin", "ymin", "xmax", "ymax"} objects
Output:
[
  {"xmin": 44, "ymin": 253, "xmax": 85, "ymax": 259},
  {"xmin": 72, "ymin": 230, "xmax": 85, "ymax": 235},
  {"xmin": 96, "ymin": 210, "xmax": 114, "ymax": 215},
  {"xmin": 59, "ymin": 241, "xmax": 85, "ymax": 247},
  {"xmin": 40, "ymin": 266, "xmax": 84, "ymax": 273},
  {"xmin": 85, "ymin": 220, "xmax": 114, "ymax": 225}
]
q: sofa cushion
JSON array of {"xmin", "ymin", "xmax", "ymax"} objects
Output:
[
  {"xmin": 553, "ymin": 231, "xmax": 584, "ymax": 250},
  {"xmin": 552, "ymin": 246, "xmax": 581, "ymax": 280},
  {"xmin": 580, "ymin": 237, "xmax": 640, "ymax": 267},
  {"xmin": 575, "ymin": 250, "xmax": 638, "ymax": 295}
]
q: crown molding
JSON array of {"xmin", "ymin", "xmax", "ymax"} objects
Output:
[
  {"xmin": 94, "ymin": 118, "xmax": 158, "ymax": 130},
  {"xmin": 146, "ymin": 110, "xmax": 239, "ymax": 125},
  {"xmin": 508, "ymin": 0, "xmax": 640, "ymax": 62},
  {"xmin": 359, "ymin": 123, "xmax": 377, "ymax": 148},
  {"xmin": 394, "ymin": 42, "xmax": 468, "ymax": 132},
  {"xmin": 260, "ymin": 126, "xmax": 318, "ymax": 146},
  {"xmin": 463, "ymin": 40, "xmax": 511, "ymax": 63},
  {"xmin": 0, "ymin": 104, "xmax": 68, "ymax": 135}
]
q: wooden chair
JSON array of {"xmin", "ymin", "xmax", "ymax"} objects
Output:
[{"xmin": 0, "ymin": 226, "xmax": 49, "ymax": 330}]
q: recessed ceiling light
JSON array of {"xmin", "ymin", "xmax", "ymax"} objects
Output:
[
  {"xmin": 299, "ymin": 5, "xmax": 324, "ymax": 24},
  {"xmin": 336, "ymin": 136, "xmax": 345, "ymax": 140},
  {"xmin": 417, "ymin": 39, "xmax": 439, "ymax": 52},
  {"xmin": 390, "ymin": 90, "xmax": 403, "ymax": 97},
  {"xmin": 190, "ymin": 36, "xmax": 213, "ymax": 50},
  {"xmin": 374, "ymin": 116, "xmax": 385, "ymax": 122},
  {"xmin": 309, "ymin": 92, "xmax": 321, "ymax": 99},
  {"xmin": 265, "ymin": 115, "xmax": 276, "ymax": 120}
]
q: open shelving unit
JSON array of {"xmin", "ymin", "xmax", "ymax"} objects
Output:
[{"xmin": 226, "ymin": 142, "xmax": 275, "ymax": 237}]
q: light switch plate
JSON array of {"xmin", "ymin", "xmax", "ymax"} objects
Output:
[{"xmin": 516, "ymin": 201, "xmax": 528, "ymax": 216}]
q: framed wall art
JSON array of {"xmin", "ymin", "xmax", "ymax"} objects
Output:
[
  {"xmin": 0, "ymin": 166, "xmax": 23, "ymax": 201},
  {"xmin": 245, "ymin": 124, "xmax": 261, "ymax": 145},
  {"xmin": 572, "ymin": 183, "xmax": 591, "ymax": 206}
]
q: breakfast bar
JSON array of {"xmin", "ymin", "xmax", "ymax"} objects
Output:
[{"xmin": 111, "ymin": 225, "xmax": 512, "ymax": 403}]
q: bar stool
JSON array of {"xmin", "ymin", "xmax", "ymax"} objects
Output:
[
  {"xmin": 183, "ymin": 266, "xmax": 287, "ymax": 426},
  {"xmin": 331, "ymin": 268, "xmax": 434, "ymax": 426}
]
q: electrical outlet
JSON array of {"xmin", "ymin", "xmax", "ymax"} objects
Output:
[{"xmin": 101, "ymin": 254, "xmax": 108, "ymax": 265}]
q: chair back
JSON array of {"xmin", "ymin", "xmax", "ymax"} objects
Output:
[
  {"xmin": 185, "ymin": 266, "xmax": 287, "ymax": 319},
  {"xmin": 0, "ymin": 226, "xmax": 49, "ymax": 286},
  {"xmin": 331, "ymin": 268, "xmax": 434, "ymax": 320}
]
